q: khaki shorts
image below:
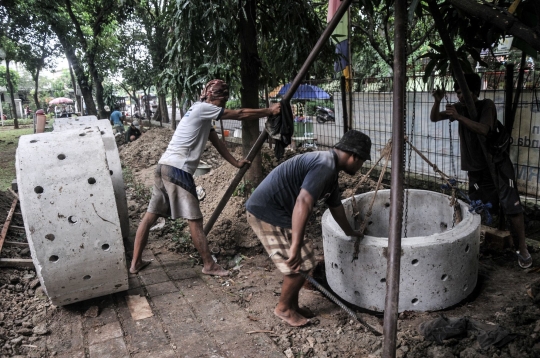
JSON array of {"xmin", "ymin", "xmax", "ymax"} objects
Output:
[
  {"xmin": 247, "ymin": 212, "xmax": 314, "ymax": 275},
  {"xmin": 147, "ymin": 165, "xmax": 202, "ymax": 220}
]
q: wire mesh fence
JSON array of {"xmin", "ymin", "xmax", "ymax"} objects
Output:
[{"xmin": 238, "ymin": 71, "xmax": 540, "ymax": 205}]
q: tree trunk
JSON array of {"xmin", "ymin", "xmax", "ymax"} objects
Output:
[
  {"xmin": 239, "ymin": 0, "xmax": 262, "ymax": 185},
  {"xmin": 59, "ymin": 38, "xmax": 96, "ymax": 115},
  {"xmin": 5, "ymin": 60, "xmax": 19, "ymax": 129},
  {"xmin": 67, "ymin": 60, "xmax": 81, "ymax": 113},
  {"xmin": 32, "ymin": 68, "xmax": 40, "ymax": 109},
  {"xmin": 172, "ymin": 91, "xmax": 177, "ymax": 130},
  {"xmin": 90, "ymin": 65, "xmax": 106, "ymax": 119},
  {"xmin": 158, "ymin": 93, "xmax": 169, "ymax": 123}
]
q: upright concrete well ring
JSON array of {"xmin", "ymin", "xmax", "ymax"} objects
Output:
[{"xmin": 322, "ymin": 189, "xmax": 481, "ymax": 312}]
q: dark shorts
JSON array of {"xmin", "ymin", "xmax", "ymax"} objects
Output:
[{"xmin": 468, "ymin": 157, "xmax": 523, "ymax": 215}]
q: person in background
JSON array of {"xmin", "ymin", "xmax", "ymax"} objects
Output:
[
  {"xmin": 125, "ymin": 120, "xmax": 142, "ymax": 142},
  {"xmin": 110, "ymin": 105, "xmax": 124, "ymax": 135},
  {"xmin": 431, "ymin": 73, "xmax": 532, "ymax": 269}
]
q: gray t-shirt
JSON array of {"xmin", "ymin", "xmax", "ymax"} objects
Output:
[
  {"xmin": 159, "ymin": 102, "xmax": 223, "ymax": 174},
  {"xmin": 246, "ymin": 151, "xmax": 342, "ymax": 228}
]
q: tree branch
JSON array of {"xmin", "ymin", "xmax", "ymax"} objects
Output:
[{"xmin": 448, "ymin": 0, "xmax": 540, "ymax": 52}]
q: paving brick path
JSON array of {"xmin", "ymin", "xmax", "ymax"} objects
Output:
[{"xmin": 45, "ymin": 249, "xmax": 284, "ymax": 358}]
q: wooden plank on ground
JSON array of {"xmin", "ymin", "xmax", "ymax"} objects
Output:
[
  {"xmin": 0, "ymin": 198, "xmax": 18, "ymax": 254},
  {"xmin": 0, "ymin": 258, "xmax": 34, "ymax": 268},
  {"xmin": 4, "ymin": 241, "xmax": 29, "ymax": 247}
]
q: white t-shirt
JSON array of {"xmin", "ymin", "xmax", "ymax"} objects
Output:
[{"xmin": 158, "ymin": 101, "xmax": 223, "ymax": 174}]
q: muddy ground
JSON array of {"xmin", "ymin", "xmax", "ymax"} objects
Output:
[{"xmin": 1, "ymin": 126, "xmax": 540, "ymax": 357}]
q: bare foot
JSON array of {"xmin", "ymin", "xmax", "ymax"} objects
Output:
[
  {"xmin": 202, "ymin": 263, "xmax": 229, "ymax": 277},
  {"xmin": 296, "ymin": 306, "xmax": 315, "ymax": 318},
  {"xmin": 129, "ymin": 260, "xmax": 151, "ymax": 274},
  {"xmin": 274, "ymin": 307, "xmax": 310, "ymax": 327}
]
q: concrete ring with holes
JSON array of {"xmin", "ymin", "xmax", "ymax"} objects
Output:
[{"xmin": 322, "ymin": 189, "xmax": 481, "ymax": 312}]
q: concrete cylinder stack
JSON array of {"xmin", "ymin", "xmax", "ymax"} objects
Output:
[{"xmin": 16, "ymin": 125, "xmax": 128, "ymax": 305}]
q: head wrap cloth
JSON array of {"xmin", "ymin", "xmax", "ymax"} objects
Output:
[{"xmin": 200, "ymin": 79, "xmax": 229, "ymax": 102}]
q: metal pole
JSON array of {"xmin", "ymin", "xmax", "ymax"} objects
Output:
[
  {"xmin": 427, "ymin": 0, "xmax": 477, "ymax": 120},
  {"xmin": 340, "ymin": 76, "xmax": 349, "ymax": 133},
  {"xmin": 504, "ymin": 64, "xmax": 514, "ymax": 132},
  {"xmin": 382, "ymin": 0, "xmax": 407, "ymax": 355},
  {"xmin": 204, "ymin": 0, "xmax": 354, "ymax": 235}
]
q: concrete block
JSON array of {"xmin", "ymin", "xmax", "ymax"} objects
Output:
[
  {"xmin": 16, "ymin": 129, "xmax": 128, "ymax": 305},
  {"xmin": 323, "ymin": 189, "xmax": 481, "ymax": 312},
  {"xmin": 53, "ymin": 116, "xmax": 129, "ymax": 243}
]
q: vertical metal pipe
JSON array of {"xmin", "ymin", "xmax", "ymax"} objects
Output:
[
  {"xmin": 504, "ymin": 64, "xmax": 514, "ymax": 132},
  {"xmin": 382, "ymin": 0, "xmax": 407, "ymax": 355},
  {"xmin": 204, "ymin": 0, "xmax": 354, "ymax": 235},
  {"xmin": 340, "ymin": 76, "xmax": 349, "ymax": 133}
]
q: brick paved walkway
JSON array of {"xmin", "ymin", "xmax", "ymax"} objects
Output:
[{"xmin": 45, "ymin": 249, "xmax": 284, "ymax": 358}]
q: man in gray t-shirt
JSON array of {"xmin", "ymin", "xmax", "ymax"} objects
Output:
[
  {"xmin": 130, "ymin": 79, "xmax": 281, "ymax": 276},
  {"xmin": 246, "ymin": 130, "xmax": 371, "ymax": 327}
]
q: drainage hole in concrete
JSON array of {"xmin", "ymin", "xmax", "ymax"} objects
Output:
[
  {"xmin": 79, "ymin": 133, "xmax": 86, "ymax": 136},
  {"xmin": 384, "ymin": 203, "xmax": 390, "ymax": 208},
  {"xmin": 463, "ymin": 284, "xmax": 468, "ymax": 291},
  {"xmin": 49, "ymin": 255, "xmax": 59, "ymax": 262},
  {"xmin": 115, "ymin": 284, "xmax": 122, "ymax": 288},
  {"xmin": 101, "ymin": 131, "xmax": 105, "ymax": 135},
  {"xmin": 75, "ymin": 118, "xmax": 79, "ymax": 121},
  {"xmin": 354, "ymin": 291, "xmax": 360, "ymax": 296},
  {"xmin": 57, "ymin": 154, "xmax": 66, "ymax": 160},
  {"xmin": 88, "ymin": 177, "xmax": 96, "ymax": 185},
  {"xmin": 83, "ymin": 275, "xmax": 91, "ymax": 280},
  {"xmin": 34, "ymin": 186, "xmax": 44, "ymax": 194},
  {"xmin": 465, "ymin": 244, "xmax": 470, "ymax": 253},
  {"xmin": 45, "ymin": 234, "xmax": 55, "ymax": 241},
  {"xmin": 30, "ymin": 139, "xmax": 38, "ymax": 143},
  {"xmin": 368, "ymin": 221, "xmax": 373, "ymax": 225},
  {"xmin": 332, "ymin": 263, "xmax": 339, "ymax": 269},
  {"xmin": 102, "ymin": 244, "xmax": 110, "ymax": 251},
  {"xmin": 441, "ymin": 274, "xmax": 448, "ymax": 281},
  {"xmin": 380, "ymin": 278, "xmax": 386, "ymax": 283},
  {"xmin": 411, "ymin": 259, "xmax": 419, "ymax": 266},
  {"xmin": 68, "ymin": 216, "xmax": 78, "ymax": 224},
  {"xmin": 411, "ymin": 298, "xmax": 419, "ymax": 305},
  {"xmin": 440, "ymin": 222, "xmax": 448, "ymax": 230},
  {"xmin": 109, "ymin": 170, "xmax": 113, "ymax": 175}
]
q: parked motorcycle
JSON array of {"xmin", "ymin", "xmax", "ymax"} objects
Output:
[{"xmin": 315, "ymin": 106, "xmax": 335, "ymax": 123}]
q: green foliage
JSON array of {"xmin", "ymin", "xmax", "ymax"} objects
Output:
[
  {"xmin": 164, "ymin": 1, "xmax": 333, "ymax": 99},
  {"xmin": 233, "ymin": 180, "xmax": 255, "ymax": 197},
  {"xmin": 0, "ymin": 66, "xmax": 20, "ymax": 91},
  {"xmin": 168, "ymin": 219, "xmax": 192, "ymax": 250},
  {"xmin": 0, "ymin": 128, "xmax": 33, "ymax": 190}
]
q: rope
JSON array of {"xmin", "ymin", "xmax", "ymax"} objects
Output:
[{"xmin": 352, "ymin": 140, "xmax": 392, "ymax": 261}]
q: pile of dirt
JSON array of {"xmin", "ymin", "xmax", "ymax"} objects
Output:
[{"xmin": 0, "ymin": 190, "xmax": 49, "ymax": 357}]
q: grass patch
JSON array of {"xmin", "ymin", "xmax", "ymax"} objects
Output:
[{"xmin": 0, "ymin": 127, "xmax": 34, "ymax": 190}]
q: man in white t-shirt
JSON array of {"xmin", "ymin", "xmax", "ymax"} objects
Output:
[{"xmin": 130, "ymin": 79, "xmax": 281, "ymax": 276}]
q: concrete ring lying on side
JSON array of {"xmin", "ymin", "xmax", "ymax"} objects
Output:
[
  {"xmin": 53, "ymin": 116, "xmax": 129, "ymax": 245},
  {"xmin": 322, "ymin": 189, "xmax": 481, "ymax": 312}
]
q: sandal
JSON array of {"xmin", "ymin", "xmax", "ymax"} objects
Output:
[{"xmin": 517, "ymin": 251, "xmax": 533, "ymax": 269}]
